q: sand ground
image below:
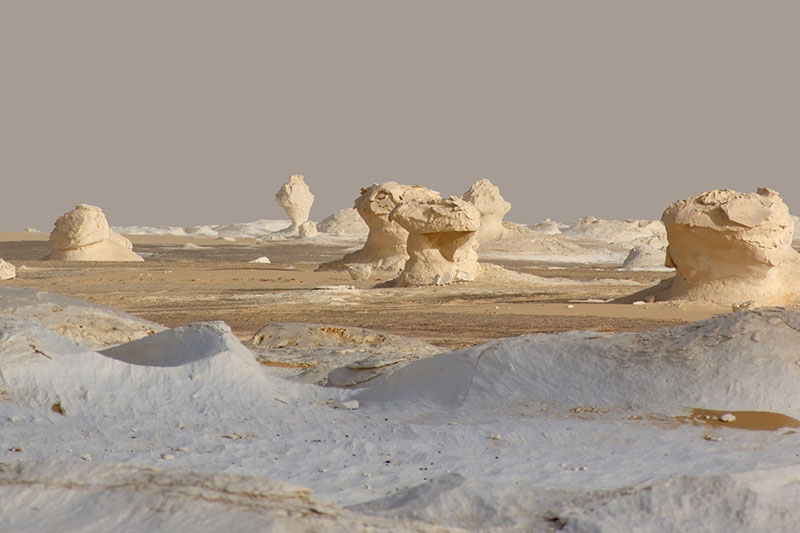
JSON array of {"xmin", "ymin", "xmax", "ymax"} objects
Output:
[{"xmin": 0, "ymin": 232, "xmax": 724, "ymax": 349}]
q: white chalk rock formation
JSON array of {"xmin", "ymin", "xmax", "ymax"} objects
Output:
[
  {"xmin": 47, "ymin": 205, "xmax": 143, "ymax": 261},
  {"xmin": 390, "ymin": 197, "xmax": 482, "ymax": 286},
  {"xmin": 661, "ymin": 188, "xmax": 800, "ymax": 306},
  {"xmin": 274, "ymin": 175, "xmax": 314, "ymax": 231},
  {"xmin": 317, "ymin": 208, "xmax": 369, "ymax": 237},
  {"xmin": 460, "ymin": 178, "xmax": 511, "ymax": 244},
  {"xmin": 621, "ymin": 245, "xmax": 668, "ymax": 270},
  {"xmin": 530, "ymin": 219, "xmax": 562, "ymax": 235},
  {"xmin": 298, "ymin": 220, "xmax": 318, "ymax": 238},
  {"xmin": 319, "ymin": 182, "xmax": 441, "ymax": 275},
  {"xmin": 0, "ymin": 259, "xmax": 16, "ymax": 280}
]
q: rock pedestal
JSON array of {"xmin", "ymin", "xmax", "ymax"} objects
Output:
[
  {"xmin": 660, "ymin": 188, "xmax": 800, "ymax": 306},
  {"xmin": 319, "ymin": 182, "xmax": 440, "ymax": 275},
  {"xmin": 274, "ymin": 175, "xmax": 314, "ymax": 231},
  {"xmin": 390, "ymin": 197, "xmax": 481, "ymax": 286}
]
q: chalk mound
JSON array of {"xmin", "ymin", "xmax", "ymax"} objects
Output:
[
  {"xmin": 621, "ymin": 245, "xmax": 669, "ymax": 270},
  {"xmin": 47, "ymin": 204, "xmax": 143, "ymax": 261},
  {"xmin": 248, "ymin": 322, "xmax": 442, "ymax": 386},
  {"xmin": 353, "ymin": 466, "xmax": 800, "ymax": 532},
  {"xmin": 661, "ymin": 188, "xmax": 800, "ymax": 306},
  {"xmin": 0, "ymin": 286, "xmax": 164, "ymax": 350},
  {"xmin": 319, "ymin": 182, "xmax": 441, "ymax": 276},
  {"xmin": 0, "ymin": 259, "xmax": 15, "ymax": 280},
  {"xmin": 358, "ymin": 308, "xmax": 800, "ymax": 417},
  {"xmin": 274, "ymin": 174, "xmax": 314, "ymax": 232},
  {"xmin": 480, "ymin": 222, "xmax": 626, "ymax": 264},
  {"xmin": 563, "ymin": 216, "xmax": 667, "ymax": 247},
  {"xmin": 0, "ymin": 461, "xmax": 445, "ymax": 533},
  {"xmin": 317, "ymin": 208, "xmax": 369, "ymax": 237},
  {"xmin": 390, "ymin": 197, "xmax": 482, "ymax": 286},
  {"xmin": 0, "ymin": 317, "xmax": 317, "ymax": 417},
  {"xmin": 460, "ymin": 178, "xmax": 510, "ymax": 245}
]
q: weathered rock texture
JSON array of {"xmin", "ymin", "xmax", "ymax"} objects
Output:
[
  {"xmin": 660, "ymin": 188, "xmax": 800, "ymax": 306},
  {"xmin": 0, "ymin": 259, "xmax": 16, "ymax": 280},
  {"xmin": 390, "ymin": 197, "xmax": 482, "ymax": 286},
  {"xmin": 47, "ymin": 205, "xmax": 143, "ymax": 261},
  {"xmin": 319, "ymin": 182, "xmax": 440, "ymax": 275},
  {"xmin": 460, "ymin": 179, "xmax": 511, "ymax": 244},
  {"xmin": 274, "ymin": 175, "xmax": 314, "ymax": 231}
]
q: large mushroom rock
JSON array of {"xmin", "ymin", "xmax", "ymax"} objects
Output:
[
  {"xmin": 318, "ymin": 182, "xmax": 441, "ymax": 275},
  {"xmin": 274, "ymin": 174, "xmax": 314, "ymax": 231},
  {"xmin": 460, "ymin": 178, "xmax": 511, "ymax": 244},
  {"xmin": 46, "ymin": 205, "xmax": 143, "ymax": 261},
  {"xmin": 660, "ymin": 188, "xmax": 800, "ymax": 306},
  {"xmin": 390, "ymin": 197, "xmax": 482, "ymax": 287}
]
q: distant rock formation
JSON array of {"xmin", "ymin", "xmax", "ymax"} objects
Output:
[
  {"xmin": 530, "ymin": 219, "xmax": 562, "ymax": 235},
  {"xmin": 621, "ymin": 245, "xmax": 667, "ymax": 270},
  {"xmin": 318, "ymin": 182, "xmax": 440, "ymax": 276},
  {"xmin": 390, "ymin": 197, "xmax": 482, "ymax": 286},
  {"xmin": 660, "ymin": 188, "xmax": 800, "ymax": 306},
  {"xmin": 460, "ymin": 179, "xmax": 511, "ymax": 245},
  {"xmin": 0, "ymin": 259, "xmax": 15, "ymax": 280},
  {"xmin": 274, "ymin": 175, "xmax": 314, "ymax": 232},
  {"xmin": 317, "ymin": 208, "xmax": 369, "ymax": 237},
  {"xmin": 46, "ymin": 205, "xmax": 143, "ymax": 261}
]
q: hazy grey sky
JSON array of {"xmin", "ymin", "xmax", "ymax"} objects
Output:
[{"xmin": 3, "ymin": 1, "xmax": 798, "ymax": 231}]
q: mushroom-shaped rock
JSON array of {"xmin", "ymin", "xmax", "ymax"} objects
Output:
[
  {"xmin": 460, "ymin": 178, "xmax": 511, "ymax": 244},
  {"xmin": 47, "ymin": 205, "xmax": 143, "ymax": 261},
  {"xmin": 0, "ymin": 259, "xmax": 16, "ymax": 280},
  {"xmin": 274, "ymin": 175, "xmax": 314, "ymax": 230},
  {"xmin": 318, "ymin": 182, "xmax": 441, "ymax": 275},
  {"xmin": 660, "ymin": 188, "xmax": 800, "ymax": 306},
  {"xmin": 390, "ymin": 197, "xmax": 482, "ymax": 286}
]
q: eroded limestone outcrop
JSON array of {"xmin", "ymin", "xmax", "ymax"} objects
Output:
[
  {"xmin": 274, "ymin": 175, "xmax": 315, "ymax": 233},
  {"xmin": 47, "ymin": 205, "xmax": 143, "ymax": 261},
  {"xmin": 318, "ymin": 182, "xmax": 440, "ymax": 275},
  {"xmin": 0, "ymin": 259, "xmax": 16, "ymax": 280},
  {"xmin": 390, "ymin": 197, "xmax": 481, "ymax": 286},
  {"xmin": 660, "ymin": 188, "xmax": 800, "ymax": 306},
  {"xmin": 460, "ymin": 179, "xmax": 511, "ymax": 245}
]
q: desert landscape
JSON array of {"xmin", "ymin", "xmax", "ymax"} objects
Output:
[{"xmin": 2, "ymin": 179, "xmax": 800, "ymax": 531}]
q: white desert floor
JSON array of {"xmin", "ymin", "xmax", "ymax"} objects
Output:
[{"xmin": 2, "ymin": 217, "xmax": 800, "ymax": 532}]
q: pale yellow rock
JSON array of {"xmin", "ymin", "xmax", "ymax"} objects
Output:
[
  {"xmin": 0, "ymin": 258, "xmax": 15, "ymax": 280},
  {"xmin": 390, "ymin": 197, "xmax": 482, "ymax": 286},
  {"xmin": 274, "ymin": 175, "xmax": 314, "ymax": 230},
  {"xmin": 47, "ymin": 205, "xmax": 143, "ymax": 262},
  {"xmin": 660, "ymin": 188, "xmax": 800, "ymax": 306},
  {"xmin": 461, "ymin": 178, "xmax": 511, "ymax": 245},
  {"xmin": 319, "ymin": 182, "xmax": 441, "ymax": 274}
]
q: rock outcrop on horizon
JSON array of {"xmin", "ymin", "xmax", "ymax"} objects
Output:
[
  {"xmin": 460, "ymin": 179, "xmax": 510, "ymax": 245},
  {"xmin": 0, "ymin": 259, "xmax": 16, "ymax": 280},
  {"xmin": 621, "ymin": 245, "xmax": 667, "ymax": 270},
  {"xmin": 274, "ymin": 174, "xmax": 315, "ymax": 233},
  {"xmin": 318, "ymin": 182, "xmax": 440, "ymax": 276},
  {"xmin": 46, "ymin": 205, "xmax": 143, "ymax": 262},
  {"xmin": 317, "ymin": 208, "xmax": 369, "ymax": 237},
  {"xmin": 390, "ymin": 197, "xmax": 481, "ymax": 286},
  {"xmin": 660, "ymin": 188, "xmax": 800, "ymax": 306}
]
